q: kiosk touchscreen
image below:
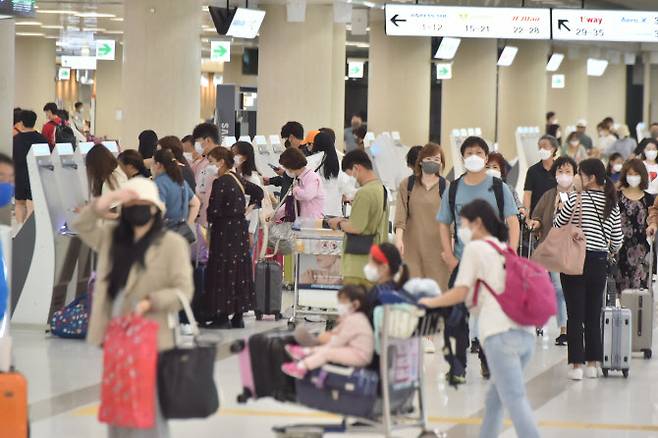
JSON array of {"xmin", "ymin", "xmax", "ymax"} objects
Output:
[{"xmin": 253, "ymin": 135, "xmax": 277, "ymax": 178}]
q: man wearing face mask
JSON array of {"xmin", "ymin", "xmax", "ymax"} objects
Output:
[
  {"xmin": 327, "ymin": 150, "xmax": 389, "ymax": 286},
  {"xmin": 264, "ymin": 122, "xmax": 305, "ymax": 200},
  {"xmin": 437, "ymin": 136, "xmax": 519, "ymax": 384},
  {"xmin": 191, "ymin": 123, "xmax": 221, "ymax": 226},
  {"xmin": 523, "ymin": 135, "xmax": 559, "ymax": 218}
]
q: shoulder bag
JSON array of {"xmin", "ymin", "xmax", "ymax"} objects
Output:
[
  {"xmin": 586, "ymin": 191, "xmax": 618, "ymax": 276},
  {"xmin": 531, "ymin": 193, "xmax": 587, "ymax": 275},
  {"xmin": 165, "ymin": 185, "xmax": 196, "ymax": 244},
  {"xmin": 267, "ymin": 184, "xmax": 297, "ymax": 255},
  {"xmin": 344, "ymin": 185, "xmax": 388, "ymax": 255}
]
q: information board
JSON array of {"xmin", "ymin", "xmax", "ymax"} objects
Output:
[
  {"xmin": 552, "ymin": 9, "xmax": 658, "ymax": 42},
  {"xmin": 385, "ymin": 4, "xmax": 550, "ymax": 40}
]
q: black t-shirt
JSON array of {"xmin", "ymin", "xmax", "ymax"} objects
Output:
[
  {"xmin": 13, "ymin": 130, "xmax": 49, "ymax": 199},
  {"xmin": 523, "ymin": 161, "xmax": 557, "ymax": 214}
]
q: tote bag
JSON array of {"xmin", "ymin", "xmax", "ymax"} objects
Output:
[{"xmin": 532, "ymin": 193, "xmax": 586, "ymax": 275}]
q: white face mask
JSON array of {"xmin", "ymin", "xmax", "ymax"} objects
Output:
[
  {"xmin": 486, "ymin": 168, "xmax": 502, "ymax": 179},
  {"xmin": 556, "ymin": 174, "xmax": 574, "ymax": 189},
  {"xmin": 457, "ymin": 226, "xmax": 473, "ymax": 246},
  {"xmin": 195, "ymin": 141, "xmax": 204, "ymax": 155},
  {"xmin": 463, "ymin": 155, "xmax": 486, "ymax": 173},
  {"xmin": 363, "ymin": 263, "xmax": 380, "ymax": 283},
  {"xmin": 183, "ymin": 152, "xmax": 193, "ymax": 163},
  {"xmin": 234, "ymin": 155, "xmax": 244, "ymax": 166},
  {"xmin": 336, "ymin": 302, "xmax": 353, "ymax": 316},
  {"xmin": 285, "ymin": 169, "xmax": 296, "ymax": 178},
  {"xmin": 646, "ymin": 150, "xmax": 658, "ymax": 161},
  {"xmin": 612, "ymin": 163, "xmax": 623, "ymax": 173},
  {"xmin": 538, "ymin": 148, "xmax": 554, "ymax": 161},
  {"xmin": 206, "ymin": 164, "xmax": 218, "ymax": 175},
  {"xmin": 627, "ymin": 175, "xmax": 642, "ymax": 188},
  {"xmin": 569, "ymin": 140, "xmax": 580, "ymax": 147}
]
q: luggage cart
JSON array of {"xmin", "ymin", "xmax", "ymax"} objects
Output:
[
  {"xmin": 274, "ymin": 305, "xmax": 445, "ymax": 438},
  {"xmin": 287, "ymin": 227, "xmax": 343, "ymax": 330}
]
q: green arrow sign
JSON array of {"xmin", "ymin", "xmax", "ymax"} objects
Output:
[
  {"xmin": 210, "ymin": 41, "xmax": 230, "ymax": 62},
  {"xmin": 95, "ymin": 39, "xmax": 115, "ymax": 60},
  {"xmin": 98, "ymin": 43, "xmax": 112, "ymax": 57}
]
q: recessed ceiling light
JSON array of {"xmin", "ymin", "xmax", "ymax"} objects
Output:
[
  {"xmin": 42, "ymin": 25, "xmax": 64, "ymax": 30},
  {"xmin": 37, "ymin": 9, "xmax": 77, "ymax": 15},
  {"xmin": 82, "ymin": 27, "xmax": 106, "ymax": 32},
  {"xmin": 103, "ymin": 30, "xmax": 123, "ymax": 35},
  {"xmin": 16, "ymin": 32, "xmax": 45, "ymax": 36},
  {"xmin": 16, "ymin": 21, "xmax": 42, "ymax": 26},
  {"xmin": 76, "ymin": 12, "xmax": 116, "ymax": 18},
  {"xmin": 110, "ymin": 17, "xmax": 124, "ymax": 22}
]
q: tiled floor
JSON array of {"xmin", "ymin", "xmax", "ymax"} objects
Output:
[{"xmin": 14, "ymin": 305, "xmax": 658, "ymax": 438}]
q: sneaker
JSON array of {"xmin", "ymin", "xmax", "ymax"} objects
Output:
[
  {"xmin": 568, "ymin": 367, "xmax": 583, "ymax": 381},
  {"xmin": 555, "ymin": 334, "xmax": 568, "ymax": 346},
  {"xmin": 180, "ymin": 324, "xmax": 194, "ymax": 336},
  {"xmin": 423, "ymin": 337, "xmax": 436, "ymax": 354},
  {"xmin": 281, "ymin": 362, "xmax": 307, "ymax": 379},
  {"xmin": 444, "ymin": 371, "xmax": 466, "ymax": 385},
  {"xmin": 470, "ymin": 338, "xmax": 480, "ymax": 354},
  {"xmin": 584, "ymin": 366, "xmax": 598, "ymax": 379},
  {"xmin": 285, "ymin": 344, "xmax": 310, "ymax": 360}
]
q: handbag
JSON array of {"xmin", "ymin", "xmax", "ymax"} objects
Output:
[
  {"xmin": 268, "ymin": 185, "xmax": 298, "ymax": 255},
  {"xmin": 165, "ymin": 185, "xmax": 196, "ymax": 244},
  {"xmin": 343, "ymin": 185, "xmax": 388, "ymax": 256},
  {"xmin": 158, "ymin": 292, "xmax": 219, "ymax": 419},
  {"xmin": 585, "ymin": 191, "xmax": 618, "ymax": 276},
  {"xmin": 532, "ymin": 192, "xmax": 586, "ymax": 275},
  {"xmin": 98, "ymin": 315, "xmax": 159, "ymax": 429}
]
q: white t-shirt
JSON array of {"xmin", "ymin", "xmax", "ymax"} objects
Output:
[
  {"xmin": 306, "ymin": 152, "xmax": 357, "ymax": 217},
  {"xmin": 454, "ymin": 237, "xmax": 534, "ymax": 343},
  {"xmin": 645, "ymin": 161, "xmax": 658, "ymax": 195}
]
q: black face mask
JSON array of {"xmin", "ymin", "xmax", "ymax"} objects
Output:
[{"xmin": 121, "ymin": 205, "xmax": 153, "ymax": 226}]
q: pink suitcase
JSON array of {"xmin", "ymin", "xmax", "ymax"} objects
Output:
[{"xmin": 231, "ymin": 339, "xmax": 255, "ymax": 403}]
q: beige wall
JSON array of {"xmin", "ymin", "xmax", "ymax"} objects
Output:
[
  {"xmin": 95, "ymin": 43, "xmax": 123, "ymax": 141},
  {"xmin": 497, "ymin": 41, "xmax": 549, "ymax": 159},
  {"xmin": 368, "ymin": 19, "xmax": 430, "ymax": 147},
  {"xmin": 441, "ymin": 39, "xmax": 497, "ymax": 169},
  {"xmin": 14, "ymin": 36, "xmax": 56, "ymax": 123},
  {"xmin": 222, "ymin": 54, "xmax": 258, "ymax": 88},
  {"xmin": 546, "ymin": 57, "xmax": 588, "ymax": 133},
  {"xmin": 121, "ymin": 0, "xmax": 201, "ymax": 148},
  {"xmin": 587, "ymin": 63, "xmax": 626, "ymax": 133},
  {"xmin": 257, "ymin": 5, "xmax": 345, "ymax": 137},
  {"xmin": 0, "ymin": 20, "xmax": 15, "ymax": 156}
]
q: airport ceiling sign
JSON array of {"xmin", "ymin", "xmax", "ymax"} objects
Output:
[
  {"xmin": 551, "ymin": 9, "xmax": 658, "ymax": 43},
  {"xmin": 385, "ymin": 5, "xmax": 551, "ymax": 40},
  {"xmin": 95, "ymin": 39, "xmax": 116, "ymax": 61}
]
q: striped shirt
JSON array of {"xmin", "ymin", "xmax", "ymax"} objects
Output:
[{"xmin": 553, "ymin": 190, "xmax": 623, "ymax": 253}]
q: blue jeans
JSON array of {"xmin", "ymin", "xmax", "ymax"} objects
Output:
[
  {"xmin": 550, "ymin": 271, "xmax": 567, "ymax": 328},
  {"xmin": 480, "ymin": 330, "xmax": 539, "ymax": 438}
]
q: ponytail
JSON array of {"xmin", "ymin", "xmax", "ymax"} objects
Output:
[
  {"xmin": 579, "ymin": 158, "xmax": 617, "ymax": 219},
  {"xmin": 373, "ymin": 243, "xmax": 409, "ymax": 289},
  {"xmin": 154, "ymin": 149, "xmax": 183, "ymax": 185},
  {"xmin": 602, "ymin": 176, "xmax": 617, "ymax": 219},
  {"xmin": 394, "ymin": 263, "xmax": 410, "ymax": 290}
]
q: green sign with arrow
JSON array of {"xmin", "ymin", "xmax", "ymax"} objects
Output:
[
  {"xmin": 211, "ymin": 41, "xmax": 231, "ymax": 62},
  {"xmin": 95, "ymin": 39, "xmax": 115, "ymax": 61}
]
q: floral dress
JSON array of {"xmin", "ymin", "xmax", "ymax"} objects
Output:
[{"xmin": 614, "ymin": 192, "xmax": 655, "ymax": 291}]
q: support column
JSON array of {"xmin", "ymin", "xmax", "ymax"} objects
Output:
[
  {"xmin": 644, "ymin": 55, "xmax": 651, "ymax": 125},
  {"xmin": 257, "ymin": 5, "xmax": 346, "ymax": 137},
  {"xmin": 588, "ymin": 62, "xmax": 627, "ymax": 128},
  {"xmin": 95, "ymin": 43, "xmax": 123, "ymax": 141},
  {"xmin": 0, "ymin": 19, "xmax": 15, "ymax": 157},
  {"xmin": 497, "ymin": 41, "xmax": 549, "ymax": 159},
  {"xmin": 14, "ymin": 36, "xmax": 55, "ymax": 118},
  {"xmin": 441, "ymin": 39, "xmax": 497, "ymax": 169},
  {"xmin": 368, "ymin": 18, "xmax": 430, "ymax": 146},
  {"xmin": 122, "ymin": 0, "xmax": 201, "ymax": 147},
  {"xmin": 546, "ymin": 55, "xmax": 588, "ymax": 131}
]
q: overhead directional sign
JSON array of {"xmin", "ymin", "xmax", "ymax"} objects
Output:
[
  {"xmin": 95, "ymin": 39, "xmax": 115, "ymax": 60},
  {"xmin": 211, "ymin": 40, "xmax": 231, "ymax": 62},
  {"xmin": 552, "ymin": 9, "xmax": 658, "ymax": 42},
  {"xmin": 385, "ymin": 4, "xmax": 550, "ymax": 39}
]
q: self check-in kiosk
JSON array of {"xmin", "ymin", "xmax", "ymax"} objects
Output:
[{"xmin": 513, "ymin": 126, "xmax": 542, "ymax": 196}]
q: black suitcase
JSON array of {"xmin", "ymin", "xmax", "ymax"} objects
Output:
[
  {"xmin": 254, "ymin": 259, "xmax": 283, "ymax": 320},
  {"xmin": 248, "ymin": 330, "xmax": 296, "ymax": 401}
]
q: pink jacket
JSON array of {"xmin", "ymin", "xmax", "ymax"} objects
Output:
[
  {"xmin": 292, "ymin": 168, "xmax": 325, "ymax": 219},
  {"xmin": 328, "ymin": 312, "xmax": 374, "ymax": 364}
]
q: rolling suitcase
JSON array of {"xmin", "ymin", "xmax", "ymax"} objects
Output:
[
  {"xmin": 254, "ymin": 260, "xmax": 283, "ymax": 321},
  {"xmin": 0, "ymin": 371, "xmax": 28, "ymax": 438},
  {"xmin": 601, "ymin": 298, "xmax": 632, "ymax": 378},
  {"xmin": 620, "ymin": 239, "xmax": 654, "ymax": 359}
]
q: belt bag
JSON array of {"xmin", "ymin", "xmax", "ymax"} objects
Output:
[{"xmin": 344, "ymin": 233, "xmax": 376, "ymax": 255}]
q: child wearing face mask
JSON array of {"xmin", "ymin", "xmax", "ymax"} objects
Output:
[
  {"xmin": 614, "ymin": 159, "xmax": 655, "ymax": 294},
  {"xmin": 606, "ymin": 153, "xmax": 624, "ymax": 185},
  {"xmin": 642, "ymin": 139, "xmax": 658, "ymax": 195},
  {"xmin": 281, "ymin": 285, "xmax": 374, "ymax": 379}
]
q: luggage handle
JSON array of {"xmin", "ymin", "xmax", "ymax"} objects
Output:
[{"xmin": 648, "ymin": 237, "xmax": 654, "ymax": 295}]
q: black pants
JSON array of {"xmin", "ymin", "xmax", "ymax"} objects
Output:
[
  {"xmin": 443, "ymin": 265, "xmax": 470, "ymax": 376},
  {"xmin": 560, "ymin": 251, "xmax": 607, "ymax": 364}
]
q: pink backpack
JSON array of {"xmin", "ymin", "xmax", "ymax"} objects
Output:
[{"xmin": 473, "ymin": 240, "xmax": 556, "ymax": 327}]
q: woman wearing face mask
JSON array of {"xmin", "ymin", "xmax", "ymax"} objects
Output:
[
  {"xmin": 614, "ymin": 159, "xmax": 654, "ymax": 294},
  {"xmin": 641, "ymin": 139, "xmax": 658, "ymax": 195},
  {"xmin": 201, "ymin": 147, "xmax": 264, "ymax": 329},
  {"xmin": 157, "ymin": 136, "xmax": 196, "ymax": 193},
  {"xmin": 281, "ymin": 284, "xmax": 374, "ymax": 379},
  {"xmin": 606, "ymin": 153, "xmax": 624, "ymax": 185},
  {"xmin": 361, "ymin": 243, "xmax": 410, "ymax": 315},
  {"xmin": 561, "ymin": 132, "xmax": 588, "ymax": 164},
  {"xmin": 118, "ymin": 149, "xmax": 149, "ymax": 179},
  {"xmin": 86, "ymin": 144, "xmax": 129, "ymax": 220},
  {"xmin": 72, "ymin": 178, "xmax": 194, "ymax": 438},
  {"xmin": 522, "ymin": 135, "xmax": 558, "ymax": 218},
  {"xmin": 419, "ymin": 200, "xmax": 540, "ymax": 438},
  {"xmin": 554, "ymin": 159, "xmax": 623, "ymax": 380},
  {"xmin": 276, "ymin": 147, "xmax": 325, "ymax": 220},
  {"xmin": 528, "ymin": 156, "xmax": 577, "ymax": 346},
  {"xmin": 486, "ymin": 152, "xmax": 523, "ymax": 210}
]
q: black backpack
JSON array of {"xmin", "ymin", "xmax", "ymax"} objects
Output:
[
  {"xmin": 447, "ymin": 176, "xmax": 505, "ymax": 222},
  {"xmin": 406, "ymin": 174, "xmax": 446, "ymax": 219},
  {"xmin": 55, "ymin": 122, "xmax": 77, "ymax": 149}
]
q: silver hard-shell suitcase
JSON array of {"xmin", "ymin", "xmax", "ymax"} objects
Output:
[
  {"xmin": 620, "ymin": 239, "xmax": 654, "ymax": 359},
  {"xmin": 601, "ymin": 304, "xmax": 632, "ymax": 378}
]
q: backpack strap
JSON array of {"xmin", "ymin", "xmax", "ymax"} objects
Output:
[
  {"xmin": 405, "ymin": 175, "xmax": 415, "ymax": 220},
  {"xmin": 439, "ymin": 176, "xmax": 446, "ymax": 197},
  {"xmin": 491, "ymin": 177, "xmax": 506, "ymax": 221},
  {"xmin": 448, "ymin": 176, "xmax": 460, "ymax": 222},
  {"xmin": 472, "ymin": 240, "xmax": 507, "ymax": 306}
]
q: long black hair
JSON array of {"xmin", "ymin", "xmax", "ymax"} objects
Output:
[
  {"xmin": 459, "ymin": 199, "xmax": 509, "ymax": 243},
  {"xmin": 118, "ymin": 149, "xmax": 149, "ymax": 179},
  {"xmin": 377, "ymin": 242, "xmax": 409, "ymax": 290},
  {"xmin": 154, "ymin": 148, "xmax": 184, "ymax": 185},
  {"xmin": 232, "ymin": 141, "xmax": 259, "ymax": 177},
  {"xmin": 312, "ymin": 132, "xmax": 339, "ymax": 179},
  {"xmin": 106, "ymin": 210, "xmax": 164, "ymax": 300},
  {"xmin": 578, "ymin": 158, "xmax": 617, "ymax": 219},
  {"xmin": 138, "ymin": 130, "xmax": 158, "ymax": 159}
]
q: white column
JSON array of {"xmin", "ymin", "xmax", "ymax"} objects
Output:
[
  {"xmin": 0, "ymin": 19, "xmax": 15, "ymax": 156},
  {"xmin": 14, "ymin": 36, "xmax": 55, "ymax": 119},
  {"xmin": 121, "ymin": 0, "xmax": 201, "ymax": 147}
]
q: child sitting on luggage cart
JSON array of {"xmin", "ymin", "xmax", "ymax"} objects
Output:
[{"xmin": 281, "ymin": 285, "xmax": 374, "ymax": 379}]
